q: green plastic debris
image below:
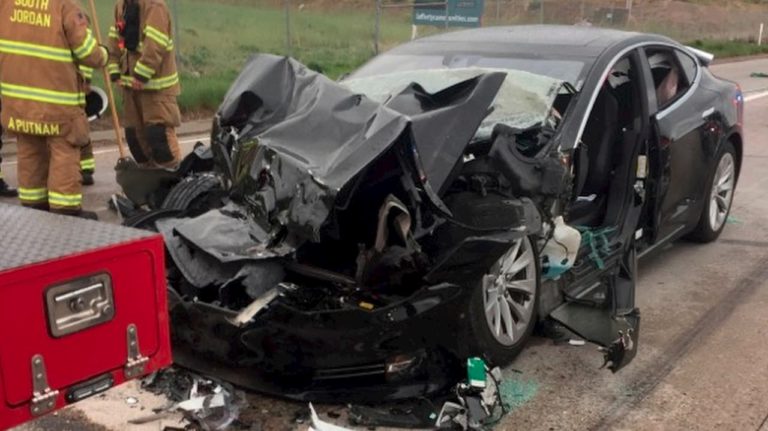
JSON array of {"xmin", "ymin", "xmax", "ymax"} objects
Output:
[
  {"xmin": 750, "ymin": 72, "xmax": 768, "ymax": 78},
  {"xmin": 467, "ymin": 357, "xmax": 487, "ymax": 389},
  {"xmin": 576, "ymin": 226, "xmax": 617, "ymax": 270},
  {"xmin": 726, "ymin": 215, "xmax": 743, "ymax": 225}
]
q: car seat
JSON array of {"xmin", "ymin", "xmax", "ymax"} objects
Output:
[{"xmin": 568, "ymin": 84, "xmax": 620, "ymax": 226}]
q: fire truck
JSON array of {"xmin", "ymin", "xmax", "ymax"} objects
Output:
[{"xmin": 0, "ymin": 203, "xmax": 172, "ymax": 430}]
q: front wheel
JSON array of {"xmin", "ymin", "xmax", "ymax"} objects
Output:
[
  {"xmin": 467, "ymin": 235, "xmax": 540, "ymax": 366},
  {"xmin": 688, "ymin": 142, "xmax": 737, "ymax": 243}
]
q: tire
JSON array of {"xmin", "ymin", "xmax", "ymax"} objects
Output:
[
  {"xmin": 687, "ymin": 141, "xmax": 737, "ymax": 243},
  {"xmin": 123, "ymin": 208, "xmax": 184, "ymax": 231},
  {"xmin": 161, "ymin": 173, "xmax": 224, "ymax": 216},
  {"xmin": 466, "ymin": 235, "xmax": 541, "ymax": 366}
]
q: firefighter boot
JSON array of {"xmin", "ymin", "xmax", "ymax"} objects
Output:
[
  {"xmin": 81, "ymin": 171, "xmax": 95, "ymax": 186},
  {"xmin": 0, "ymin": 179, "xmax": 17, "ymax": 197}
]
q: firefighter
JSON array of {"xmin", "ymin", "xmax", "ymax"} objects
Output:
[
  {"xmin": 0, "ymin": 102, "xmax": 19, "ymax": 198},
  {"xmin": 0, "ymin": 0, "xmax": 107, "ymax": 218},
  {"xmin": 108, "ymin": 0, "xmax": 181, "ymax": 169}
]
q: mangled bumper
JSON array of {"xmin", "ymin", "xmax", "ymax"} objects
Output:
[{"xmin": 168, "ymin": 282, "xmax": 469, "ymax": 402}]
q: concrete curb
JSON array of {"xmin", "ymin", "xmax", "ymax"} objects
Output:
[{"xmin": 1, "ymin": 119, "xmax": 212, "ymax": 158}]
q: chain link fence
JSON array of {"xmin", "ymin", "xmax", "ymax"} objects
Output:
[{"xmin": 105, "ymin": 0, "xmax": 768, "ymax": 111}]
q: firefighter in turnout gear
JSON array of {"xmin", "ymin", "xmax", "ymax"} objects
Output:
[
  {"xmin": 0, "ymin": 100, "xmax": 19, "ymax": 198},
  {"xmin": 0, "ymin": 0, "xmax": 107, "ymax": 218},
  {"xmin": 108, "ymin": 0, "xmax": 181, "ymax": 169}
]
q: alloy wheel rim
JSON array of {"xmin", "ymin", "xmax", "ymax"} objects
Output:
[
  {"xmin": 482, "ymin": 237, "xmax": 537, "ymax": 347},
  {"xmin": 709, "ymin": 153, "xmax": 735, "ymax": 232}
]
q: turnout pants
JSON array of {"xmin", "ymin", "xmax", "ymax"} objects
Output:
[
  {"xmin": 15, "ymin": 115, "xmax": 90, "ymax": 211},
  {"xmin": 123, "ymin": 89, "xmax": 182, "ymax": 169}
]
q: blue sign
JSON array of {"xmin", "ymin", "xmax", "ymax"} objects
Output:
[{"xmin": 413, "ymin": 0, "xmax": 485, "ymax": 28}]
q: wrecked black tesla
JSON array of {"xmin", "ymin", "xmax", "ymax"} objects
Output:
[{"xmin": 120, "ymin": 26, "xmax": 743, "ymax": 402}]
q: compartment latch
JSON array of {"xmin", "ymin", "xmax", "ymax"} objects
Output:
[
  {"xmin": 124, "ymin": 324, "xmax": 149, "ymax": 379},
  {"xmin": 30, "ymin": 355, "xmax": 59, "ymax": 416}
]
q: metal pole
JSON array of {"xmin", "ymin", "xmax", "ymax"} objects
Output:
[
  {"xmin": 444, "ymin": 0, "xmax": 449, "ymax": 29},
  {"xmin": 626, "ymin": 0, "xmax": 633, "ymax": 23},
  {"xmin": 86, "ymin": 0, "xmax": 127, "ymax": 159},
  {"xmin": 760, "ymin": 23, "xmax": 765, "ymax": 46},
  {"xmin": 284, "ymin": 0, "xmax": 293, "ymax": 57},
  {"xmin": 374, "ymin": 0, "xmax": 382, "ymax": 54}
]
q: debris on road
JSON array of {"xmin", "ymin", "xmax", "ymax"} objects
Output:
[{"xmin": 137, "ymin": 368, "xmax": 246, "ymax": 430}]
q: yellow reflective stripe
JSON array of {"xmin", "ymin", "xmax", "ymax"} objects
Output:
[
  {"xmin": 80, "ymin": 158, "xmax": 96, "ymax": 170},
  {"xmin": 108, "ymin": 26, "xmax": 119, "ymax": 39},
  {"xmin": 0, "ymin": 82, "xmax": 85, "ymax": 107},
  {"xmin": 144, "ymin": 25, "xmax": 171, "ymax": 48},
  {"xmin": 78, "ymin": 65, "xmax": 94, "ymax": 80},
  {"xmin": 73, "ymin": 29, "xmax": 97, "ymax": 59},
  {"xmin": 134, "ymin": 61, "xmax": 155, "ymax": 79},
  {"xmin": 19, "ymin": 187, "xmax": 48, "ymax": 202},
  {"xmin": 0, "ymin": 38, "xmax": 73, "ymax": 63},
  {"xmin": 107, "ymin": 63, "xmax": 120, "ymax": 74},
  {"xmin": 120, "ymin": 73, "xmax": 179, "ymax": 90},
  {"xmin": 49, "ymin": 191, "xmax": 82, "ymax": 207},
  {"xmin": 144, "ymin": 72, "xmax": 179, "ymax": 90}
]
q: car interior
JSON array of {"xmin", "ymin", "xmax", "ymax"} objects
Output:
[{"xmin": 568, "ymin": 55, "xmax": 642, "ymax": 229}]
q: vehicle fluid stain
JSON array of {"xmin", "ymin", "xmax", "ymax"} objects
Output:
[{"xmin": 499, "ymin": 377, "xmax": 539, "ymax": 411}]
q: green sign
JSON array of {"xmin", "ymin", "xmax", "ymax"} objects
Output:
[{"xmin": 413, "ymin": 0, "xmax": 485, "ymax": 28}]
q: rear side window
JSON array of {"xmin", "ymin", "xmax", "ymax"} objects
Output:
[
  {"xmin": 675, "ymin": 49, "xmax": 698, "ymax": 84},
  {"xmin": 644, "ymin": 47, "xmax": 694, "ymax": 109}
]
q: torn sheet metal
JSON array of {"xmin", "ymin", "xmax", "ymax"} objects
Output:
[
  {"xmin": 156, "ymin": 217, "xmax": 241, "ymax": 288},
  {"xmin": 216, "ymin": 54, "xmax": 506, "ymax": 243},
  {"xmin": 228, "ymin": 288, "xmax": 279, "ymax": 327},
  {"xmin": 171, "ymin": 203, "xmax": 274, "ymax": 262}
]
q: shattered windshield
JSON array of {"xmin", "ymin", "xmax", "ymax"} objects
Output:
[
  {"xmin": 342, "ymin": 68, "xmax": 565, "ymax": 140},
  {"xmin": 350, "ymin": 53, "xmax": 585, "ymax": 86}
]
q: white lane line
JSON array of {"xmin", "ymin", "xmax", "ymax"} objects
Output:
[
  {"xmin": 3, "ymin": 136, "xmax": 210, "ymax": 166},
  {"xmin": 745, "ymin": 90, "xmax": 768, "ymax": 102}
]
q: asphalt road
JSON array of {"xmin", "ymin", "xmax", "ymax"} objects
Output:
[{"xmin": 6, "ymin": 57, "xmax": 768, "ymax": 431}]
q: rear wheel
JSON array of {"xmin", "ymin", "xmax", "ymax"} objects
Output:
[
  {"xmin": 688, "ymin": 142, "xmax": 737, "ymax": 243},
  {"xmin": 467, "ymin": 235, "xmax": 540, "ymax": 365}
]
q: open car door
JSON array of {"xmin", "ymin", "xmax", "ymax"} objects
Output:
[{"xmin": 551, "ymin": 49, "xmax": 654, "ymax": 372}]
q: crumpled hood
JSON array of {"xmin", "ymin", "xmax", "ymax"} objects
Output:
[{"xmin": 215, "ymin": 54, "xmax": 507, "ymax": 242}]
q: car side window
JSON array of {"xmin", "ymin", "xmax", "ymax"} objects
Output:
[
  {"xmin": 675, "ymin": 49, "xmax": 698, "ymax": 84},
  {"xmin": 644, "ymin": 47, "xmax": 692, "ymax": 110}
]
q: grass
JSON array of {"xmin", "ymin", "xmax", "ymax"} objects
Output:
[
  {"xmin": 89, "ymin": 0, "xmax": 414, "ymax": 113},
  {"xmin": 84, "ymin": 0, "xmax": 768, "ymax": 114},
  {"xmin": 688, "ymin": 39, "xmax": 768, "ymax": 59}
]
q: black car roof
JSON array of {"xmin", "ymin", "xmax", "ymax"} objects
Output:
[{"xmin": 391, "ymin": 25, "xmax": 673, "ymax": 59}]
